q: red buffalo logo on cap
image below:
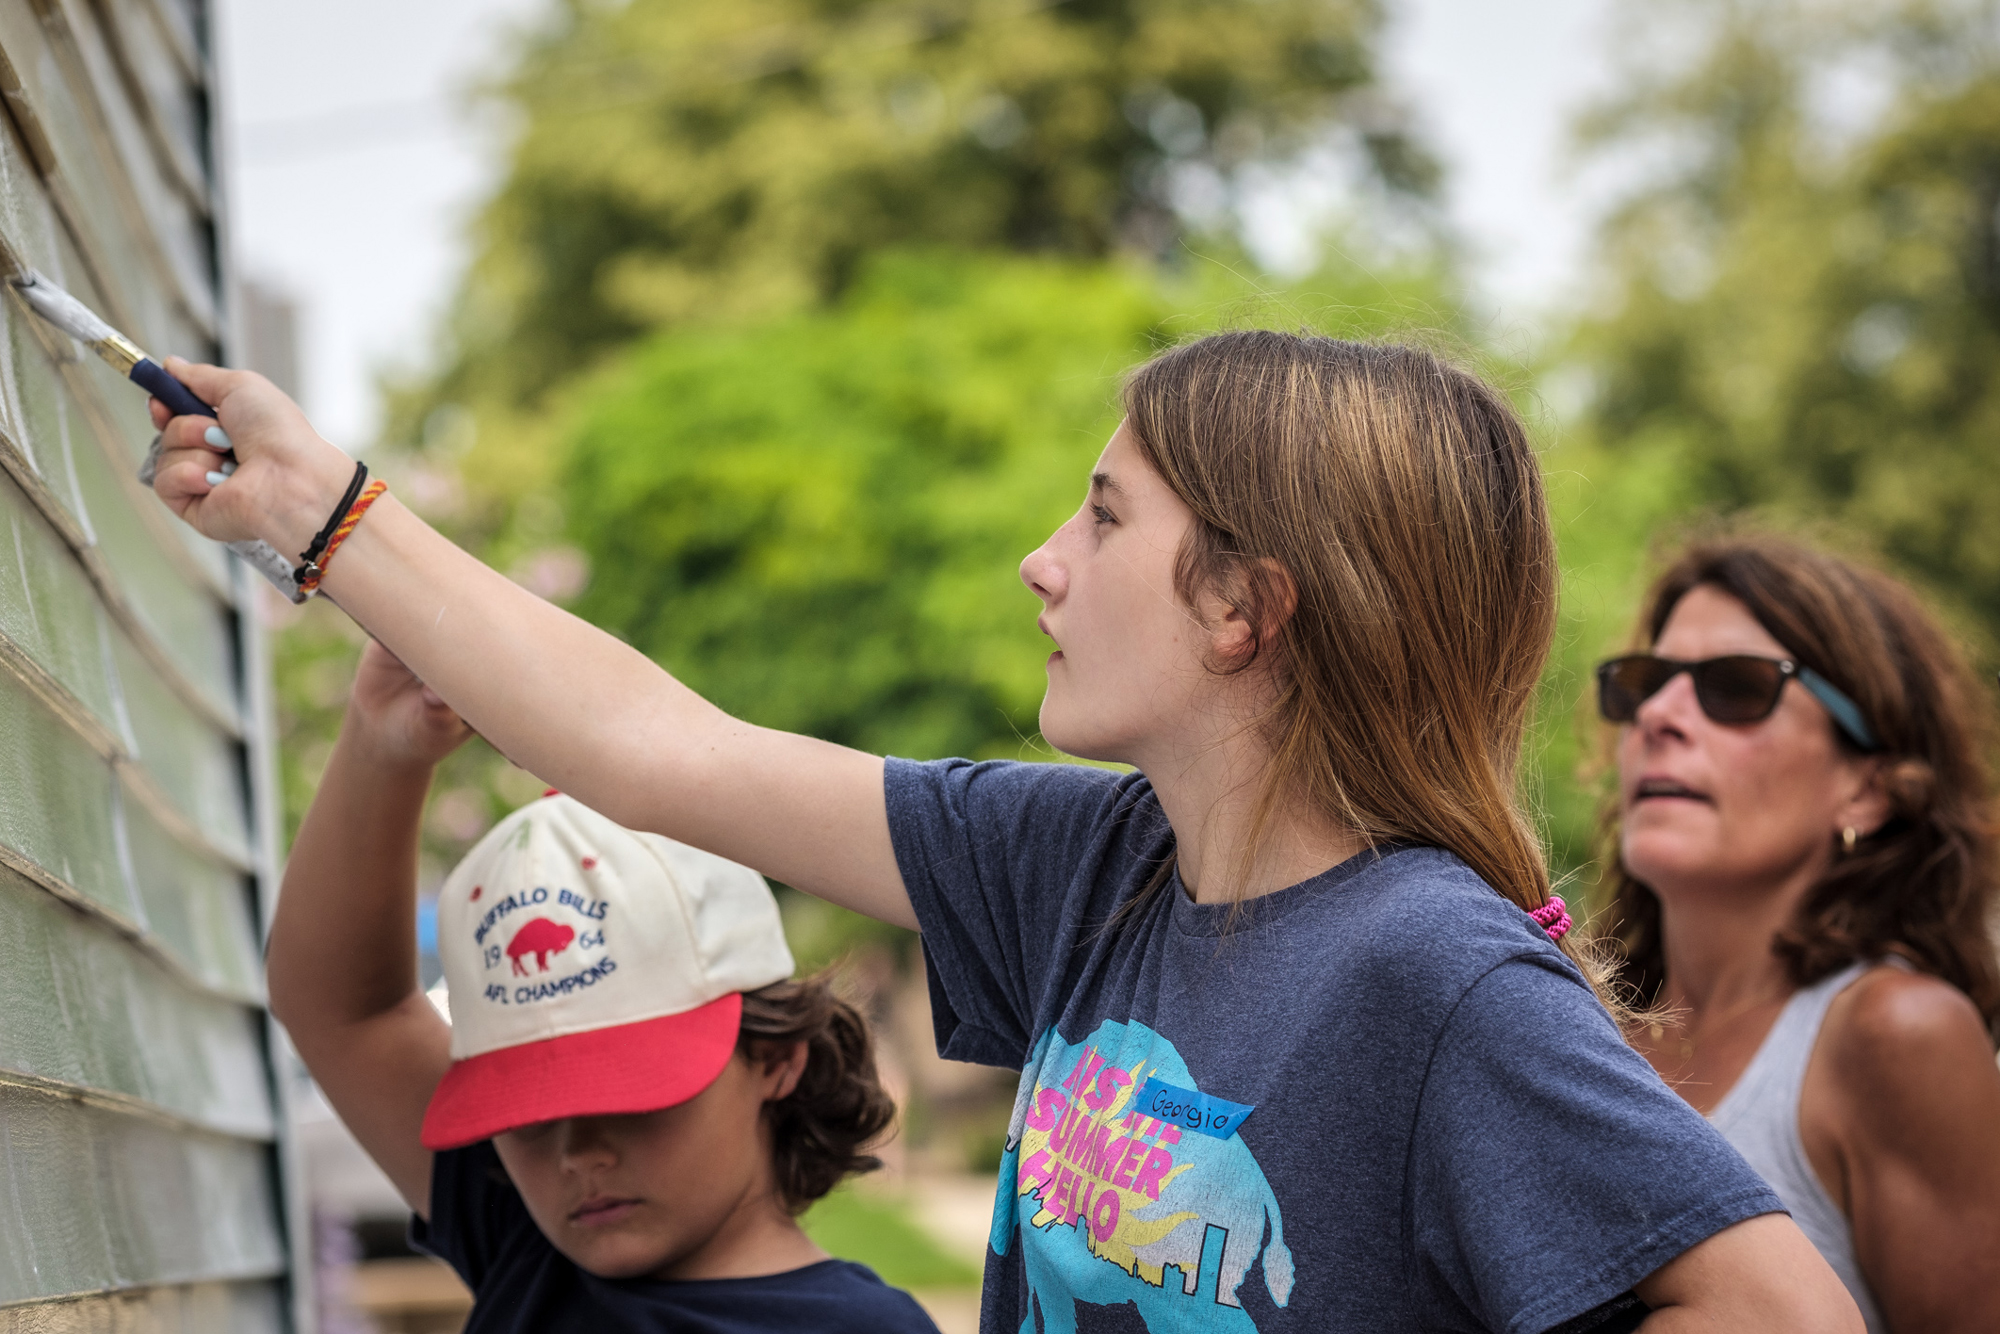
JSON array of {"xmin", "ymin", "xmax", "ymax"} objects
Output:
[{"xmin": 506, "ymin": 918, "xmax": 575, "ymax": 975}]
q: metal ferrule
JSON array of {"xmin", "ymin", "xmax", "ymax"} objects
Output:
[{"xmin": 87, "ymin": 332, "xmax": 144, "ymax": 375}]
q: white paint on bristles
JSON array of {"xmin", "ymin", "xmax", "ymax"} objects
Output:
[{"xmin": 12, "ymin": 269, "xmax": 119, "ymax": 345}]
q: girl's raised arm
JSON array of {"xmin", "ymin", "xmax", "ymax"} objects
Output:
[{"xmin": 151, "ymin": 360, "xmax": 916, "ymax": 931}]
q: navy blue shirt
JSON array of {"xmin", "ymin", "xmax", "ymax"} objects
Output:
[
  {"xmin": 885, "ymin": 758, "xmax": 1782, "ymax": 1334},
  {"xmin": 412, "ymin": 1141, "xmax": 941, "ymax": 1333}
]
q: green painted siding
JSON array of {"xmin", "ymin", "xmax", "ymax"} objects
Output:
[{"xmin": 0, "ymin": 0, "xmax": 292, "ymax": 1326}]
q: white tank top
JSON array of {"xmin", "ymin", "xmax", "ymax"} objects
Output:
[{"xmin": 1706, "ymin": 960, "xmax": 1886, "ymax": 1333}]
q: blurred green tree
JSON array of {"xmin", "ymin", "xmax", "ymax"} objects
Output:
[
  {"xmin": 1571, "ymin": 0, "xmax": 2000, "ymax": 637},
  {"xmin": 560, "ymin": 251, "xmax": 1149, "ymax": 760},
  {"xmin": 424, "ymin": 0, "xmax": 1433, "ymax": 409}
]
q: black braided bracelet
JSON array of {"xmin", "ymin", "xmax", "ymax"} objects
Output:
[{"xmin": 299, "ymin": 460, "xmax": 369, "ymax": 570}]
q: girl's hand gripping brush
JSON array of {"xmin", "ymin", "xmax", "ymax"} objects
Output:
[{"xmin": 7, "ymin": 268, "xmax": 303, "ymax": 601}]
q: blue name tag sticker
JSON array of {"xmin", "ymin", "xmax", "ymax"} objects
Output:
[{"xmin": 1130, "ymin": 1076, "xmax": 1256, "ymax": 1140}]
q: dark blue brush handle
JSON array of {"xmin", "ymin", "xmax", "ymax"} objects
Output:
[{"xmin": 129, "ymin": 357, "xmax": 212, "ymax": 420}]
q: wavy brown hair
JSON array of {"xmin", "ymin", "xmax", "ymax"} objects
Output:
[
  {"xmin": 737, "ymin": 973, "xmax": 897, "ymax": 1213},
  {"xmin": 1119, "ymin": 332, "xmax": 1614, "ymax": 1003},
  {"xmin": 1601, "ymin": 533, "xmax": 2000, "ymax": 1039}
]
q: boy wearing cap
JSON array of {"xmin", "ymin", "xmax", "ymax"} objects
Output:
[{"xmin": 269, "ymin": 641, "xmax": 939, "ymax": 1333}]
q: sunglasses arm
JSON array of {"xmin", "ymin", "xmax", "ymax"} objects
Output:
[{"xmin": 1795, "ymin": 667, "xmax": 1879, "ymax": 751}]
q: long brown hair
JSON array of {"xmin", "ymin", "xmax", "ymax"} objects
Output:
[
  {"xmin": 1601, "ymin": 532, "xmax": 2000, "ymax": 1039},
  {"xmin": 1119, "ymin": 332, "xmax": 1606, "ymax": 995}
]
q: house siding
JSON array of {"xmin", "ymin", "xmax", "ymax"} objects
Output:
[{"xmin": 0, "ymin": 0, "xmax": 294, "ymax": 1327}]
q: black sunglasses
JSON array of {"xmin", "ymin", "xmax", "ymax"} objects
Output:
[{"xmin": 1596, "ymin": 654, "xmax": 1878, "ymax": 751}]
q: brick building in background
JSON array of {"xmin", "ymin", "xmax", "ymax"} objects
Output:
[{"xmin": 0, "ymin": 1, "xmax": 302, "ymax": 1329}]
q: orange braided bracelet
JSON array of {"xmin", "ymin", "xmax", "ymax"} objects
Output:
[{"xmin": 296, "ymin": 478, "xmax": 387, "ymax": 597}]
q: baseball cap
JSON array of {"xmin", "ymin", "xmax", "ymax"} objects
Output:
[{"xmin": 420, "ymin": 792, "xmax": 795, "ymax": 1150}]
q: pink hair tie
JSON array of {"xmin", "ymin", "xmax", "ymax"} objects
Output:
[{"xmin": 1531, "ymin": 895, "xmax": 1572, "ymax": 944}]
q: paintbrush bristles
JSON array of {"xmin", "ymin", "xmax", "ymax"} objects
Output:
[
  {"xmin": 12, "ymin": 270, "xmax": 145, "ymax": 372},
  {"xmin": 13, "ymin": 270, "xmax": 117, "ymax": 341}
]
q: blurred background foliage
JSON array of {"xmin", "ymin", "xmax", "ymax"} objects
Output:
[
  {"xmin": 1570, "ymin": 0, "xmax": 2000, "ymax": 622},
  {"xmin": 419, "ymin": 0, "xmax": 1432, "ymax": 407},
  {"xmin": 274, "ymin": 0, "xmax": 2000, "ymax": 933}
]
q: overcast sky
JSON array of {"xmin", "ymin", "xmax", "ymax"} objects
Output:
[{"xmin": 217, "ymin": 0, "xmax": 1622, "ymax": 449}]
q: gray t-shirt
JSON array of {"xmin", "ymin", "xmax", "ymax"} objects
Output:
[{"xmin": 885, "ymin": 758, "xmax": 1782, "ymax": 1334}]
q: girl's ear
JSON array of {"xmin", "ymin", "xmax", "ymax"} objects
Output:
[
  {"xmin": 1208, "ymin": 557, "xmax": 1298, "ymax": 667},
  {"xmin": 760, "ymin": 1040, "xmax": 809, "ymax": 1102}
]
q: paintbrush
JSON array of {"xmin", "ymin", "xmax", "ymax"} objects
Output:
[
  {"xmin": 14, "ymin": 268, "xmax": 217, "ymax": 421},
  {"xmin": 6, "ymin": 268, "xmax": 302, "ymax": 601}
]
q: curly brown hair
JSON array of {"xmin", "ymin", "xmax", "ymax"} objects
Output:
[
  {"xmin": 1601, "ymin": 532, "xmax": 2000, "ymax": 1040},
  {"xmin": 737, "ymin": 973, "xmax": 898, "ymax": 1213}
]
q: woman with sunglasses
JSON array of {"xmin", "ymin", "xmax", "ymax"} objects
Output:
[{"xmin": 1597, "ymin": 533, "xmax": 2000, "ymax": 1331}]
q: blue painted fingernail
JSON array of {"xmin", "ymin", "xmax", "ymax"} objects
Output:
[
  {"xmin": 205, "ymin": 471, "xmax": 227, "ymax": 486},
  {"xmin": 204, "ymin": 425, "xmax": 231, "ymax": 449},
  {"xmin": 219, "ymin": 460, "xmax": 237, "ymax": 476}
]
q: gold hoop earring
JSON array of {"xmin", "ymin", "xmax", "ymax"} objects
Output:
[{"xmin": 1842, "ymin": 826, "xmax": 1858, "ymax": 855}]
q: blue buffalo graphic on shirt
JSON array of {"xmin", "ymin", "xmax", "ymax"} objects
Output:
[{"xmin": 991, "ymin": 1020, "xmax": 1293, "ymax": 1332}]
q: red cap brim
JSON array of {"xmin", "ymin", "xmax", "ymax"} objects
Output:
[{"xmin": 421, "ymin": 992, "xmax": 742, "ymax": 1150}]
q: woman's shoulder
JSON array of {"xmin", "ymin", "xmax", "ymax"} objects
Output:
[
  {"xmin": 1802, "ymin": 963, "xmax": 2000, "ymax": 1217},
  {"xmin": 1818, "ymin": 964, "xmax": 1995, "ymax": 1094}
]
